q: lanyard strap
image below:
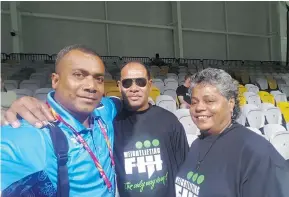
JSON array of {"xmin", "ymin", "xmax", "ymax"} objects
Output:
[{"xmin": 47, "ymin": 103, "xmax": 114, "ymax": 191}]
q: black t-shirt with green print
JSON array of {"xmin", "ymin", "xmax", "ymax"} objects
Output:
[
  {"xmin": 175, "ymin": 123, "xmax": 289, "ymax": 197},
  {"xmin": 113, "ymin": 105, "xmax": 189, "ymax": 197}
]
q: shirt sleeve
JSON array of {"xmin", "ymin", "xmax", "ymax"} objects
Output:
[
  {"xmin": 108, "ymin": 96, "xmax": 123, "ymax": 117},
  {"xmin": 242, "ymin": 144, "xmax": 289, "ymax": 197},
  {"xmin": 1, "ymin": 125, "xmax": 46, "ymax": 191},
  {"xmin": 171, "ymin": 119, "xmax": 189, "ymax": 169},
  {"xmin": 176, "ymin": 86, "xmax": 185, "ymax": 97}
]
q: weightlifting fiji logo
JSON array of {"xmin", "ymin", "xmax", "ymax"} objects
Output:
[
  {"xmin": 175, "ymin": 171, "xmax": 205, "ymax": 197},
  {"xmin": 124, "ymin": 139, "xmax": 168, "ymax": 192},
  {"xmin": 124, "ymin": 139, "xmax": 163, "ymax": 178}
]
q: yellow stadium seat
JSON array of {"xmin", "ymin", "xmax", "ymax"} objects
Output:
[
  {"xmin": 239, "ymin": 86, "xmax": 248, "ymax": 95},
  {"xmin": 258, "ymin": 91, "xmax": 275, "ymax": 105},
  {"xmin": 266, "ymin": 76, "xmax": 278, "ymax": 90},
  {"xmin": 277, "ymin": 102, "xmax": 289, "ymax": 123},
  {"xmin": 104, "ymin": 80, "xmax": 116, "ymax": 86},
  {"xmin": 149, "ymin": 86, "xmax": 161, "ymax": 102},
  {"xmin": 105, "ymin": 87, "xmax": 122, "ymax": 98},
  {"xmin": 239, "ymin": 95, "xmax": 246, "ymax": 107}
]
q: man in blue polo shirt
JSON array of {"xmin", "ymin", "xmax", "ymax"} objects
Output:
[{"xmin": 1, "ymin": 45, "xmax": 118, "ymax": 197}]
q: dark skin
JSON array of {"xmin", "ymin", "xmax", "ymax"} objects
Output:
[
  {"xmin": 118, "ymin": 62, "xmax": 152, "ymax": 112},
  {"xmin": 2, "ymin": 49, "xmax": 105, "ymax": 128},
  {"xmin": 2, "ymin": 62, "xmax": 151, "ymax": 128},
  {"xmin": 190, "ymin": 83, "xmax": 235, "ymax": 134}
]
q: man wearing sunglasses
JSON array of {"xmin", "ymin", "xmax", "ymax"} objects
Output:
[{"xmin": 2, "ymin": 61, "xmax": 189, "ymax": 197}]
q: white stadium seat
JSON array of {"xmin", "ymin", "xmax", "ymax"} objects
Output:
[
  {"xmin": 270, "ymin": 90, "xmax": 287, "ymax": 103},
  {"xmin": 243, "ymin": 92, "xmax": 261, "ymax": 108},
  {"xmin": 162, "ymin": 87, "xmax": 177, "ymax": 100},
  {"xmin": 239, "ymin": 104, "xmax": 265, "ymax": 128},
  {"xmin": 19, "ymin": 80, "xmax": 41, "ymax": 92},
  {"xmin": 270, "ymin": 131, "xmax": 289, "ymax": 160},
  {"xmin": 263, "ymin": 124, "xmax": 287, "ymax": 140},
  {"xmin": 245, "ymin": 84, "xmax": 259, "ymax": 94},
  {"xmin": 11, "ymin": 89, "xmax": 34, "ymax": 98},
  {"xmin": 4, "ymin": 80, "xmax": 18, "ymax": 90},
  {"xmin": 156, "ymin": 95, "xmax": 176, "ymax": 113},
  {"xmin": 34, "ymin": 88, "xmax": 53, "ymax": 102},
  {"xmin": 174, "ymin": 109, "xmax": 200, "ymax": 146},
  {"xmin": 261, "ymin": 103, "xmax": 283, "ymax": 125}
]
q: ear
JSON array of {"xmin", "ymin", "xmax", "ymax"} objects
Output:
[
  {"xmin": 228, "ymin": 98, "xmax": 235, "ymax": 113},
  {"xmin": 147, "ymin": 79, "xmax": 153, "ymax": 92},
  {"xmin": 51, "ymin": 73, "xmax": 59, "ymax": 90},
  {"xmin": 117, "ymin": 80, "xmax": 121, "ymax": 93}
]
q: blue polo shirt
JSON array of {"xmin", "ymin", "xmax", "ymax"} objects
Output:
[{"xmin": 1, "ymin": 91, "xmax": 118, "ymax": 197}]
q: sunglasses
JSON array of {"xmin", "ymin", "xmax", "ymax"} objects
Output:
[{"xmin": 121, "ymin": 78, "xmax": 147, "ymax": 88}]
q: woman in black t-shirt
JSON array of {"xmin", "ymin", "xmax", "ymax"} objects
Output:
[{"xmin": 175, "ymin": 68, "xmax": 289, "ymax": 197}]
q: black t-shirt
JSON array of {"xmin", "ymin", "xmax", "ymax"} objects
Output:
[
  {"xmin": 176, "ymin": 85, "xmax": 191, "ymax": 104},
  {"xmin": 175, "ymin": 123, "xmax": 289, "ymax": 197},
  {"xmin": 114, "ymin": 105, "xmax": 189, "ymax": 197}
]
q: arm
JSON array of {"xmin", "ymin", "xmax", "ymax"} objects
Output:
[
  {"xmin": 171, "ymin": 120, "xmax": 189, "ymax": 169},
  {"xmin": 1, "ymin": 96, "xmax": 55, "ymax": 128},
  {"xmin": 177, "ymin": 96, "xmax": 190, "ymax": 107},
  {"xmin": 176, "ymin": 87, "xmax": 190, "ymax": 107},
  {"xmin": 1, "ymin": 126, "xmax": 46, "ymax": 191}
]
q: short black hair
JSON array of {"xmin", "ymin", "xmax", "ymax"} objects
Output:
[
  {"xmin": 55, "ymin": 44, "xmax": 101, "ymax": 72},
  {"xmin": 120, "ymin": 61, "xmax": 151, "ymax": 79}
]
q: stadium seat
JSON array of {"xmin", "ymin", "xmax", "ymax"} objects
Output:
[
  {"xmin": 105, "ymin": 87, "xmax": 121, "ymax": 98},
  {"xmin": 270, "ymin": 131, "xmax": 289, "ymax": 160},
  {"xmin": 245, "ymin": 84, "xmax": 259, "ymax": 94},
  {"xmin": 34, "ymin": 88, "xmax": 53, "ymax": 102},
  {"xmin": 270, "ymin": 90, "xmax": 287, "ymax": 103},
  {"xmin": 266, "ymin": 76, "xmax": 278, "ymax": 90},
  {"xmin": 1, "ymin": 91, "xmax": 17, "ymax": 109},
  {"xmin": 241, "ymin": 74, "xmax": 250, "ymax": 84},
  {"xmin": 174, "ymin": 109, "xmax": 200, "ymax": 146},
  {"xmin": 152, "ymin": 79, "xmax": 164, "ymax": 93},
  {"xmin": 238, "ymin": 94, "xmax": 246, "ymax": 107},
  {"xmin": 256, "ymin": 77, "xmax": 268, "ymax": 90},
  {"xmin": 238, "ymin": 85, "xmax": 248, "ymax": 95},
  {"xmin": 279, "ymin": 84, "xmax": 289, "ymax": 98},
  {"xmin": 4, "ymin": 80, "xmax": 18, "ymax": 90},
  {"xmin": 156, "ymin": 95, "xmax": 176, "ymax": 113},
  {"xmin": 261, "ymin": 103, "xmax": 283, "ymax": 125},
  {"xmin": 19, "ymin": 80, "xmax": 41, "ymax": 92},
  {"xmin": 243, "ymin": 92, "xmax": 261, "ymax": 108},
  {"xmin": 239, "ymin": 104, "xmax": 265, "ymax": 128},
  {"xmin": 11, "ymin": 89, "xmax": 34, "ymax": 98},
  {"xmin": 149, "ymin": 86, "xmax": 161, "ymax": 102},
  {"xmin": 263, "ymin": 124, "xmax": 287, "ymax": 141},
  {"xmin": 164, "ymin": 78, "xmax": 178, "ymax": 89},
  {"xmin": 258, "ymin": 91, "xmax": 275, "ymax": 105},
  {"xmin": 162, "ymin": 87, "xmax": 177, "ymax": 100},
  {"xmin": 166, "ymin": 73, "xmax": 178, "ymax": 81}
]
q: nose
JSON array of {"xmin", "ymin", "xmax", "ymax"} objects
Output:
[
  {"xmin": 83, "ymin": 76, "xmax": 97, "ymax": 93},
  {"xmin": 129, "ymin": 81, "xmax": 139, "ymax": 92},
  {"xmin": 194, "ymin": 101, "xmax": 206, "ymax": 112}
]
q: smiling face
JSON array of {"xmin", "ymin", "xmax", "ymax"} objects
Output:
[
  {"xmin": 190, "ymin": 83, "xmax": 235, "ymax": 134},
  {"xmin": 118, "ymin": 62, "xmax": 152, "ymax": 112},
  {"xmin": 52, "ymin": 49, "xmax": 105, "ymax": 116}
]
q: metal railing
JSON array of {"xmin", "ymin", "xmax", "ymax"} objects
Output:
[{"xmin": 1, "ymin": 53, "xmax": 287, "ymax": 69}]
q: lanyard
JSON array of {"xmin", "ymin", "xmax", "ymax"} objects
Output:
[{"xmin": 46, "ymin": 103, "xmax": 115, "ymax": 191}]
